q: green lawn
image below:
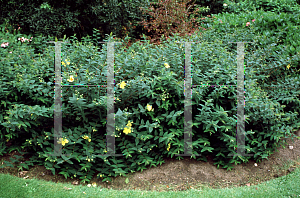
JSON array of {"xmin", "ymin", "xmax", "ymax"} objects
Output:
[{"xmin": 0, "ymin": 166, "xmax": 299, "ymax": 198}]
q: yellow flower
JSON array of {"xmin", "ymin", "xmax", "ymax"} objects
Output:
[
  {"xmin": 65, "ymin": 59, "xmax": 70, "ymax": 65},
  {"xmin": 126, "ymin": 120, "xmax": 133, "ymax": 127},
  {"xmin": 123, "ymin": 126, "xmax": 131, "ymax": 135},
  {"xmin": 82, "ymin": 135, "xmax": 89, "ymax": 140},
  {"xmin": 61, "ymin": 59, "xmax": 70, "ymax": 67},
  {"xmin": 287, "ymin": 64, "xmax": 291, "ymax": 69},
  {"xmin": 57, "ymin": 138, "xmax": 69, "ymax": 146},
  {"xmin": 146, "ymin": 104, "xmax": 154, "ymax": 111},
  {"xmin": 92, "ymin": 182, "xmax": 97, "ymax": 187},
  {"xmin": 67, "ymin": 75, "xmax": 74, "ymax": 82},
  {"xmin": 120, "ymin": 81, "xmax": 126, "ymax": 89},
  {"xmin": 167, "ymin": 143, "xmax": 171, "ymax": 151},
  {"xmin": 82, "ymin": 135, "xmax": 91, "ymax": 142},
  {"xmin": 164, "ymin": 63, "xmax": 170, "ymax": 68}
]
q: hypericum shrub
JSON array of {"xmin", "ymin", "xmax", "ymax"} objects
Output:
[
  {"xmin": 1, "ymin": 25, "xmax": 299, "ymax": 185},
  {"xmin": 194, "ymin": 10, "xmax": 300, "ymax": 145},
  {"xmin": 204, "ymin": 10, "xmax": 300, "ymax": 95}
]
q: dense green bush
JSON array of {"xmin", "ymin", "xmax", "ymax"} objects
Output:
[
  {"xmin": 202, "ymin": 10, "xmax": 300, "ymax": 119},
  {"xmin": 74, "ymin": 0, "xmax": 154, "ymax": 46},
  {"xmin": 222, "ymin": 0, "xmax": 300, "ymax": 14},
  {"xmin": 0, "ymin": 0, "xmax": 154, "ymax": 49},
  {"xmin": 1, "ymin": 14, "xmax": 299, "ymax": 185},
  {"xmin": 0, "ymin": 0, "xmax": 80, "ymax": 39},
  {"xmin": 190, "ymin": 0, "xmax": 227, "ymax": 16},
  {"xmin": 1, "ymin": 2, "xmax": 299, "ymax": 184},
  {"xmin": 152, "ymin": 0, "xmax": 227, "ymax": 17}
]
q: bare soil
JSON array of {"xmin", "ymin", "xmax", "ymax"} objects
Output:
[{"xmin": 1, "ymin": 130, "xmax": 300, "ymax": 193}]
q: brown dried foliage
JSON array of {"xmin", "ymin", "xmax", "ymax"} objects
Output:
[{"xmin": 137, "ymin": 0, "xmax": 207, "ymax": 46}]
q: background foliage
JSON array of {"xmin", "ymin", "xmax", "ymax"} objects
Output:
[
  {"xmin": 0, "ymin": 0, "xmax": 238, "ymax": 50},
  {"xmin": 0, "ymin": 0, "xmax": 153, "ymax": 48},
  {"xmin": 223, "ymin": 0, "xmax": 300, "ymax": 14}
]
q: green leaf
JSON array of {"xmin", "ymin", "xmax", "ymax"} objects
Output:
[
  {"xmin": 125, "ymin": 177, "xmax": 129, "ymax": 184},
  {"xmin": 66, "ymin": 160, "xmax": 73, "ymax": 164},
  {"xmin": 138, "ymin": 104, "xmax": 145, "ymax": 112},
  {"xmin": 45, "ymin": 147, "xmax": 52, "ymax": 152},
  {"xmin": 290, "ymin": 46, "xmax": 295, "ymax": 52},
  {"xmin": 149, "ymin": 127, "xmax": 153, "ymax": 133},
  {"xmin": 156, "ymin": 100, "xmax": 160, "ymax": 107},
  {"xmin": 57, "ymin": 160, "xmax": 64, "ymax": 165},
  {"xmin": 135, "ymin": 138, "xmax": 139, "ymax": 146},
  {"xmin": 1, "ymin": 101, "xmax": 6, "ymax": 108},
  {"xmin": 61, "ymin": 155, "xmax": 71, "ymax": 161},
  {"xmin": 50, "ymin": 168, "xmax": 55, "ymax": 175}
]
